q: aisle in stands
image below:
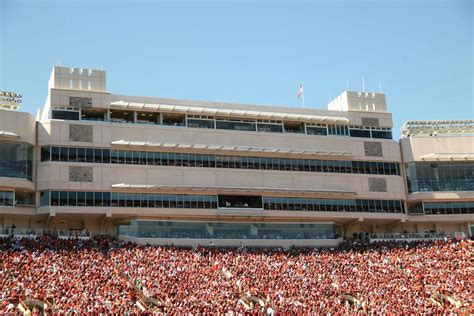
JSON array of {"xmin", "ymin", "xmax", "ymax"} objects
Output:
[{"xmin": 1, "ymin": 236, "xmax": 472, "ymax": 314}]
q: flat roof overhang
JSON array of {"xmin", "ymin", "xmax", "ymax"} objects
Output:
[
  {"xmin": 110, "ymin": 101, "xmax": 350, "ymax": 124},
  {"xmin": 111, "ymin": 140, "xmax": 353, "ymax": 158}
]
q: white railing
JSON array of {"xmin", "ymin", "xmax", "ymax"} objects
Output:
[
  {"xmin": 57, "ymin": 229, "xmax": 92, "ymax": 240},
  {"xmin": 0, "ymin": 227, "xmax": 92, "ymax": 240},
  {"xmin": 369, "ymin": 232, "xmax": 445, "ymax": 242}
]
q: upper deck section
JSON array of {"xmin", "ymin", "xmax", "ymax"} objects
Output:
[
  {"xmin": 40, "ymin": 66, "xmax": 393, "ymax": 132},
  {"xmin": 400, "ymin": 120, "xmax": 474, "ymax": 163}
]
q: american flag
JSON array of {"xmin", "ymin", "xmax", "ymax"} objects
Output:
[{"xmin": 296, "ymin": 84, "xmax": 304, "ymax": 99}]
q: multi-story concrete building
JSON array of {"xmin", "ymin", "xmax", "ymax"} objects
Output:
[
  {"xmin": 0, "ymin": 66, "xmax": 472, "ymax": 246},
  {"xmin": 400, "ymin": 120, "xmax": 474, "ymax": 237}
]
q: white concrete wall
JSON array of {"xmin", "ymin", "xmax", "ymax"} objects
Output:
[{"xmin": 401, "ymin": 135, "xmax": 474, "ymax": 163}]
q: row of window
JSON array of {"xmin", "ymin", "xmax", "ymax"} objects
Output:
[
  {"xmin": 423, "ymin": 202, "xmax": 474, "ymax": 215},
  {"xmin": 119, "ymin": 221, "xmax": 340, "ymax": 240},
  {"xmin": 263, "ymin": 197, "xmax": 405, "ymax": 213},
  {"xmin": 51, "ymin": 108, "xmax": 393, "ymax": 139},
  {"xmin": 40, "ymin": 146, "xmax": 401, "ymax": 176},
  {"xmin": 406, "ymin": 162, "xmax": 474, "ymax": 193},
  {"xmin": 40, "ymin": 190, "xmax": 405, "ymax": 214}
]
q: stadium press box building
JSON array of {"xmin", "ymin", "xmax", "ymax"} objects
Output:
[{"xmin": 0, "ymin": 66, "xmax": 472, "ymax": 246}]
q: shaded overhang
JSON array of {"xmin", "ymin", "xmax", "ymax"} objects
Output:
[
  {"xmin": 111, "ymin": 140, "xmax": 353, "ymax": 157},
  {"xmin": 420, "ymin": 153, "xmax": 474, "ymax": 161},
  {"xmin": 110, "ymin": 101, "xmax": 349, "ymax": 124},
  {"xmin": 111, "ymin": 183, "xmax": 357, "ymax": 196}
]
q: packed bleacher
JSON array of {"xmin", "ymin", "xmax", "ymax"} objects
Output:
[{"xmin": 1, "ymin": 235, "xmax": 472, "ymax": 314}]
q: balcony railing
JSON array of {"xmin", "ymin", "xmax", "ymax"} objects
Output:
[
  {"xmin": 0, "ymin": 227, "xmax": 92, "ymax": 240},
  {"xmin": 369, "ymin": 232, "xmax": 445, "ymax": 241}
]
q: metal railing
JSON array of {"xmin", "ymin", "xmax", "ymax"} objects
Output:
[
  {"xmin": 369, "ymin": 232, "xmax": 446, "ymax": 241},
  {"xmin": 57, "ymin": 229, "xmax": 92, "ymax": 239},
  {"xmin": 0, "ymin": 227, "xmax": 92, "ymax": 240}
]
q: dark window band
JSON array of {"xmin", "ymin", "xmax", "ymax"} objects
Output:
[
  {"xmin": 406, "ymin": 162, "xmax": 474, "ymax": 193},
  {"xmin": 41, "ymin": 146, "xmax": 401, "ymax": 176},
  {"xmin": 52, "ymin": 108, "xmax": 393, "ymax": 139},
  {"xmin": 40, "ymin": 190, "xmax": 405, "ymax": 213}
]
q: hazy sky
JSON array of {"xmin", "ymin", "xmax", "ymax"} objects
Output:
[{"xmin": 1, "ymin": 0, "xmax": 472, "ymax": 136}]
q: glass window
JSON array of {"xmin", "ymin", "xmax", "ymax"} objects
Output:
[
  {"xmin": 0, "ymin": 191, "xmax": 14, "ymax": 206},
  {"xmin": 94, "ymin": 148, "xmax": 103, "ymax": 163},
  {"xmin": 81, "ymin": 108, "xmax": 107, "ymax": 121},
  {"xmin": 68, "ymin": 191, "xmax": 77, "ymax": 206},
  {"xmin": 94, "ymin": 192, "xmax": 103, "ymax": 206},
  {"xmin": 218, "ymin": 195, "xmax": 263, "ymax": 208},
  {"xmin": 85, "ymin": 192, "xmax": 94, "ymax": 206},
  {"xmin": 77, "ymin": 148, "xmax": 86, "ymax": 162},
  {"xmin": 59, "ymin": 191, "xmax": 68, "ymax": 206},
  {"xmin": 257, "ymin": 123, "xmax": 283, "ymax": 133},
  {"xmin": 371, "ymin": 130, "xmax": 392, "ymax": 139},
  {"xmin": 102, "ymin": 149, "xmax": 110, "ymax": 163},
  {"xmin": 68, "ymin": 147, "xmax": 78, "ymax": 162},
  {"xmin": 85, "ymin": 148, "xmax": 94, "ymax": 163},
  {"xmin": 283, "ymin": 121, "xmax": 305, "ymax": 133},
  {"xmin": 103, "ymin": 192, "xmax": 111, "ymax": 207},
  {"xmin": 41, "ymin": 147, "xmax": 51, "ymax": 161},
  {"xmin": 136, "ymin": 111, "xmax": 160, "ymax": 125},
  {"xmin": 0, "ymin": 142, "xmax": 34, "ymax": 181},
  {"xmin": 350, "ymin": 128, "xmax": 371, "ymax": 138},
  {"xmin": 306, "ymin": 126, "xmax": 328, "ymax": 136},
  {"xmin": 51, "ymin": 147, "xmax": 60, "ymax": 161},
  {"xmin": 110, "ymin": 110, "xmax": 134, "ymax": 123},
  {"xmin": 52, "ymin": 110, "xmax": 79, "ymax": 120},
  {"xmin": 162, "ymin": 113, "xmax": 186, "ymax": 126},
  {"xmin": 216, "ymin": 119, "xmax": 256, "ymax": 131},
  {"xmin": 77, "ymin": 192, "xmax": 86, "ymax": 206},
  {"xmin": 50, "ymin": 191, "xmax": 59, "ymax": 206},
  {"xmin": 40, "ymin": 191, "xmax": 50, "ymax": 207},
  {"xmin": 187, "ymin": 118, "xmax": 215, "ymax": 129}
]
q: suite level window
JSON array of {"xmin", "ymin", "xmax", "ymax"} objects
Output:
[
  {"xmin": 162, "ymin": 113, "xmax": 186, "ymax": 126},
  {"xmin": 306, "ymin": 125, "xmax": 328, "ymax": 136},
  {"xmin": 283, "ymin": 121, "xmax": 305, "ymax": 133},
  {"xmin": 52, "ymin": 109, "xmax": 79, "ymax": 120},
  {"xmin": 19, "ymin": 192, "xmax": 36, "ymax": 206},
  {"xmin": 40, "ymin": 145, "xmax": 401, "ymax": 176},
  {"xmin": 371, "ymin": 129, "xmax": 392, "ymax": 139},
  {"xmin": 328, "ymin": 125, "xmax": 349, "ymax": 136},
  {"xmin": 215, "ymin": 118, "xmax": 256, "ymax": 131},
  {"xmin": 0, "ymin": 141, "xmax": 33, "ymax": 181},
  {"xmin": 187, "ymin": 115, "xmax": 215, "ymax": 129},
  {"xmin": 0, "ymin": 191, "xmax": 14, "ymax": 206},
  {"xmin": 81, "ymin": 108, "xmax": 107, "ymax": 122},
  {"xmin": 349, "ymin": 128, "xmax": 371, "ymax": 138},
  {"xmin": 257, "ymin": 122, "xmax": 283, "ymax": 133},
  {"xmin": 218, "ymin": 195, "xmax": 263, "ymax": 209},
  {"xmin": 136, "ymin": 111, "xmax": 160, "ymax": 125},
  {"xmin": 110, "ymin": 110, "xmax": 134, "ymax": 123}
]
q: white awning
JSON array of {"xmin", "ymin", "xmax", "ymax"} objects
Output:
[
  {"xmin": 110, "ymin": 140, "xmax": 353, "ymax": 157},
  {"xmin": 110, "ymin": 101, "xmax": 349, "ymax": 124},
  {"xmin": 420, "ymin": 153, "xmax": 474, "ymax": 161},
  {"xmin": 111, "ymin": 183, "xmax": 356, "ymax": 196},
  {"xmin": 0, "ymin": 130, "xmax": 19, "ymax": 138}
]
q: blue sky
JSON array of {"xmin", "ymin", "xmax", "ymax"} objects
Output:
[{"xmin": 1, "ymin": 0, "xmax": 472, "ymax": 136}]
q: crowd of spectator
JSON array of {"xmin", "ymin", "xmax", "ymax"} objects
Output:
[{"xmin": 1, "ymin": 235, "xmax": 472, "ymax": 314}]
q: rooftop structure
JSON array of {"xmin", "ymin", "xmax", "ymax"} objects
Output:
[{"xmin": 401, "ymin": 120, "xmax": 474, "ymax": 138}]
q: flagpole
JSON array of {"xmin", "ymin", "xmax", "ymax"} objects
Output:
[{"xmin": 302, "ymin": 91, "xmax": 305, "ymax": 108}]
